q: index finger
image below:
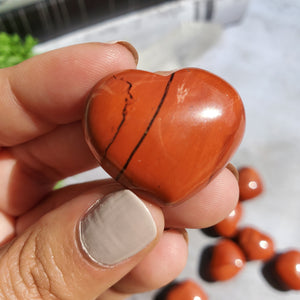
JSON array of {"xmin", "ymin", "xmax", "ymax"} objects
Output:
[
  {"xmin": 0, "ymin": 42, "xmax": 138, "ymax": 146},
  {"xmin": 0, "ymin": 42, "xmax": 138, "ymax": 215}
]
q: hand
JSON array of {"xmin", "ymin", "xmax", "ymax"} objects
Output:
[{"xmin": 0, "ymin": 42, "xmax": 239, "ymax": 300}]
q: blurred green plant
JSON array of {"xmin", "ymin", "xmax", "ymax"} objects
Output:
[
  {"xmin": 53, "ymin": 180, "xmax": 65, "ymax": 190},
  {"xmin": 0, "ymin": 32, "xmax": 38, "ymax": 68}
]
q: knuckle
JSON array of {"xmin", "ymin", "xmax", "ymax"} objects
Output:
[{"xmin": 0, "ymin": 221, "xmax": 71, "ymax": 299}]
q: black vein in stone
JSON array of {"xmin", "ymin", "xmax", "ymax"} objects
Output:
[
  {"xmin": 103, "ymin": 79, "xmax": 133, "ymax": 159},
  {"xmin": 116, "ymin": 72, "xmax": 175, "ymax": 181}
]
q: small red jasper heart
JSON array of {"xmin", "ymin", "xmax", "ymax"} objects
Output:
[
  {"xmin": 237, "ymin": 227, "xmax": 275, "ymax": 261},
  {"xmin": 84, "ymin": 68, "xmax": 245, "ymax": 206},
  {"xmin": 209, "ymin": 239, "xmax": 246, "ymax": 281},
  {"xmin": 166, "ymin": 279, "xmax": 207, "ymax": 300},
  {"xmin": 275, "ymin": 250, "xmax": 300, "ymax": 290},
  {"xmin": 213, "ymin": 203, "xmax": 243, "ymax": 238}
]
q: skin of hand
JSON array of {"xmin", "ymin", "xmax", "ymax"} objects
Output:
[{"xmin": 0, "ymin": 42, "xmax": 239, "ymax": 300}]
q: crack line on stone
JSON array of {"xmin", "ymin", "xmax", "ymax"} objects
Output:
[
  {"xmin": 103, "ymin": 78, "xmax": 133, "ymax": 159},
  {"xmin": 116, "ymin": 72, "xmax": 175, "ymax": 181}
]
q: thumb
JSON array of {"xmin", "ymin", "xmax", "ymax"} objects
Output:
[{"xmin": 0, "ymin": 187, "xmax": 163, "ymax": 300}]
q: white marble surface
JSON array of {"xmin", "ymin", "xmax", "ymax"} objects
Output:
[
  {"xmin": 138, "ymin": 1, "xmax": 300, "ymax": 300},
  {"xmin": 37, "ymin": 0, "xmax": 300, "ymax": 299}
]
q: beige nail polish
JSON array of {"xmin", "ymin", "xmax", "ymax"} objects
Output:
[{"xmin": 79, "ymin": 190, "xmax": 157, "ymax": 266}]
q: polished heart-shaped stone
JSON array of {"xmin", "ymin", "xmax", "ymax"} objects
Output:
[
  {"xmin": 237, "ymin": 227, "xmax": 275, "ymax": 261},
  {"xmin": 238, "ymin": 166, "xmax": 264, "ymax": 201},
  {"xmin": 275, "ymin": 250, "xmax": 300, "ymax": 290},
  {"xmin": 213, "ymin": 203, "xmax": 243, "ymax": 238},
  {"xmin": 84, "ymin": 68, "xmax": 245, "ymax": 206},
  {"xmin": 209, "ymin": 239, "xmax": 246, "ymax": 281},
  {"xmin": 166, "ymin": 279, "xmax": 207, "ymax": 300}
]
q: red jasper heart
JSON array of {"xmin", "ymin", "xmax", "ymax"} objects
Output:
[
  {"xmin": 237, "ymin": 227, "xmax": 275, "ymax": 261},
  {"xmin": 275, "ymin": 250, "xmax": 300, "ymax": 290},
  {"xmin": 166, "ymin": 279, "xmax": 207, "ymax": 300},
  {"xmin": 238, "ymin": 166, "xmax": 264, "ymax": 201},
  {"xmin": 209, "ymin": 239, "xmax": 246, "ymax": 281},
  {"xmin": 84, "ymin": 68, "xmax": 245, "ymax": 206},
  {"xmin": 213, "ymin": 203, "xmax": 243, "ymax": 238}
]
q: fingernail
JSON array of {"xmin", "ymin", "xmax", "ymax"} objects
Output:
[
  {"xmin": 0, "ymin": 211, "xmax": 15, "ymax": 245},
  {"xmin": 177, "ymin": 228, "xmax": 189, "ymax": 244},
  {"xmin": 164, "ymin": 228, "xmax": 189, "ymax": 244},
  {"xmin": 115, "ymin": 41, "xmax": 139, "ymax": 65},
  {"xmin": 79, "ymin": 190, "xmax": 157, "ymax": 266},
  {"xmin": 155, "ymin": 70, "xmax": 178, "ymax": 76},
  {"xmin": 181, "ymin": 228, "xmax": 189, "ymax": 244},
  {"xmin": 226, "ymin": 163, "xmax": 239, "ymax": 181}
]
